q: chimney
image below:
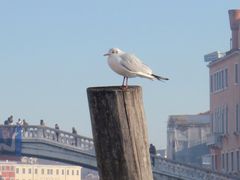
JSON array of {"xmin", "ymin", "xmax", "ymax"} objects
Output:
[{"xmin": 228, "ymin": 9, "xmax": 240, "ymax": 50}]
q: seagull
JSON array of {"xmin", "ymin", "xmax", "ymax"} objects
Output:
[{"xmin": 104, "ymin": 48, "xmax": 169, "ymax": 88}]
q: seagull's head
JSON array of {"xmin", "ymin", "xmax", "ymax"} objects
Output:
[{"xmin": 104, "ymin": 48, "xmax": 124, "ymax": 56}]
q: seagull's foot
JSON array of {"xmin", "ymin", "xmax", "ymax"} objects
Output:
[
  {"xmin": 121, "ymin": 85, "xmax": 128, "ymax": 91},
  {"xmin": 121, "ymin": 77, "xmax": 128, "ymax": 91}
]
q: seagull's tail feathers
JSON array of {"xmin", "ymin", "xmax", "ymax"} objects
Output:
[
  {"xmin": 135, "ymin": 72, "xmax": 155, "ymax": 80},
  {"xmin": 152, "ymin": 74, "xmax": 169, "ymax": 81}
]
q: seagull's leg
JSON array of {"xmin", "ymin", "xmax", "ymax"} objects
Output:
[
  {"xmin": 122, "ymin": 77, "xmax": 126, "ymax": 87},
  {"xmin": 126, "ymin": 77, "xmax": 128, "ymax": 88},
  {"xmin": 122, "ymin": 77, "xmax": 128, "ymax": 90}
]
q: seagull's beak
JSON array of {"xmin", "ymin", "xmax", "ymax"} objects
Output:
[{"xmin": 104, "ymin": 53, "xmax": 110, "ymax": 56}]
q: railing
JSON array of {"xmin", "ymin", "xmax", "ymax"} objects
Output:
[
  {"xmin": 153, "ymin": 156, "xmax": 239, "ymax": 180},
  {"xmin": 0, "ymin": 125, "xmax": 95, "ymax": 154}
]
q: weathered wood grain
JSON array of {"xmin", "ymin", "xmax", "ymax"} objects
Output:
[{"xmin": 87, "ymin": 86, "xmax": 153, "ymax": 180}]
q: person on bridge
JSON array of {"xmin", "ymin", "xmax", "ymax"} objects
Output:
[
  {"xmin": 16, "ymin": 119, "xmax": 23, "ymax": 126},
  {"xmin": 22, "ymin": 119, "xmax": 28, "ymax": 133},
  {"xmin": 4, "ymin": 115, "xmax": 14, "ymax": 125},
  {"xmin": 149, "ymin": 143, "xmax": 157, "ymax": 167},
  {"xmin": 72, "ymin": 127, "xmax": 77, "ymax": 146},
  {"xmin": 55, "ymin": 124, "xmax": 60, "ymax": 141},
  {"xmin": 40, "ymin": 120, "xmax": 45, "ymax": 126},
  {"xmin": 8, "ymin": 115, "xmax": 14, "ymax": 125},
  {"xmin": 72, "ymin": 127, "xmax": 77, "ymax": 134},
  {"xmin": 40, "ymin": 120, "xmax": 46, "ymax": 138},
  {"xmin": 4, "ymin": 119, "xmax": 9, "ymax": 125}
]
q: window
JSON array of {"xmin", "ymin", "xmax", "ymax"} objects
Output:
[
  {"xmin": 76, "ymin": 170, "xmax": 79, "ymax": 175},
  {"xmin": 211, "ymin": 68, "xmax": 228, "ymax": 93},
  {"xmin": 72, "ymin": 170, "xmax": 74, "ymax": 175},
  {"xmin": 237, "ymin": 150, "xmax": 240, "ymax": 171},
  {"xmin": 62, "ymin": 169, "xmax": 64, "ymax": 175},
  {"xmin": 235, "ymin": 64, "xmax": 239, "ymax": 83},
  {"xmin": 212, "ymin": 155, "xmax": 214, "ymax": 170},
  {"xmin": 22, "ymin": 168, "xmax": 25, "ymax": 174},
  {"xmin": 214, "ymin": 73, "xmax": 217, "ymax": 91},
  {"xmin": 221, "ymin": 70, "xmax": 224, "ymax": 89},
  {"xmin": 28, "ymin": 168, "xmax": 31, "ymax": 174},
  {"xmin": 221, "ymin": 107, "xmax": 225, "ymax": 133},
  {"xmin": 217, "ymin": 71, "xmax": 219, "ymax": 90},
  {"xmin": 214, "ymin": 110, "xmax": 217, "ymax": 133},
  {"xmin": 226, "ymin": 106, "xmax": 229, "ymax": 134},
  {"xmin": 56, "ymin": 169, "xmax": 59, "ymax": 175},
  {"xmin": 41, "ymin": 169, "xmax": 44, "ymax": 175},
  {"xmin": 213, "ymin": 106, "xmax": 226, "ymax": 134},
  {"xmin": 47, "ymin": 169, "xmax": 53, "ymax": 175},
  {"xmin": 211, "ymin": 113, "xmax": 214, "ymax": 133},
  {"xmin": 236, "ymin": 104, "xmax": 239, "ymax": 132},
  {"xmin": 225, "ymin": 69, "xmax": 228, "ymax": 87},
  {"xmin": 222, "ymin": 154, "xmax": 225, "ymax": 170},
  {"xmin": 217, "ymin": 71, "xmax": 220, "ymax": 89},
  {"xmin": 210, "ymin": 75, "xmax": 213, "ymax": 93},
  {"xmin": 231, "ymin": 152, "xmax": 234, "ymax": 171},
  {"xmin": 226, "ymin": 153, "xmax": 229, "ymax": 172},
  {"xmin": 67, "ymin": 170, "xmax": 69, "ymax": 175},
  {"xmin": 35, "ymin": 169, "xmax": 38, "ymax": 174},
  {"xmin": 215, "ymin": 155, "xmax": 218, "ymax": 170},
  {"xmin": 16, "ymin": 168, "xmax": 19, "ymax": 174}
]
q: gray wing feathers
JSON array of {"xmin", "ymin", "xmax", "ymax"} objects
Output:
[{"xmin": 120, "ymin": 53, "xmax": 153, "ymax": 74}]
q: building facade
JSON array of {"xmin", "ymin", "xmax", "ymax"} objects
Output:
[
  {"xmin": 167, "ymin": 112, "xmax": 210, "ymax": 167},
  {"xmin": 0, "ymin": 162, "xmax": 15, "ymax": 180},
  {"xmin": 206, "ymin": 9, "xmax": 240, "ymax": 175},
  {"xmin": 0, "ymin": 161, "xmax": 81, "ymax": 180}
]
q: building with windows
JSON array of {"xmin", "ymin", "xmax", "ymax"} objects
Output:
[
  {"xmin": 167, "ymin": 112, "xmax": 210, "ymax": 167},
  {"xmin": 206, "ymin": 9, "xmax": 240, "ymax": 175},
  {"xmin": 0, "ymin": 160, "xmax": 81, "ymax": 180},
  {"xmin": 0, "ymin": 162, "xmax": 15, "ymax": 180}
]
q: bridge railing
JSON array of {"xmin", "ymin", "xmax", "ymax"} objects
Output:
[
  {"xmin": 152, "ymin": 156, "xmax": 239, "ymax": 180},
  {"xmin": 0, "ymin": 125, "xmax": 95, "ymax": 153},
  {"xmin": 23, "ymin": 125, "xmax": 95, "ymax": 153}
]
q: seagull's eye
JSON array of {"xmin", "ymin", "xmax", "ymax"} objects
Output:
[{"xmin": 111, "ymin": 50, "xmax": 115, "ymax": 54}]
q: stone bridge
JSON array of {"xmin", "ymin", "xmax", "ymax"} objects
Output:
[{"xmin": 1, "ymin": 125, "xmax": 238, "ymax": 180}]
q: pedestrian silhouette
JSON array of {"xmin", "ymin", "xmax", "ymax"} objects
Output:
[{"xmin": 149, "ymin": 143, "xmax": 156, "ymax": 166}]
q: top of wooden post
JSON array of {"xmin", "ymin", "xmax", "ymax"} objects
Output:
[{"xmin": 87, "ymin": 85, "xmax": 142, "ymax": 93}]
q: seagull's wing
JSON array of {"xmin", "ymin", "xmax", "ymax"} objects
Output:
[{"xmin": 119, "ymin": 53, "xmax": 153, "ymax": 75}]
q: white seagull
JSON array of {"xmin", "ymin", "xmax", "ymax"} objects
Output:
[{"xmin": 104, "ymin": 48, "xmax": 169, "ymax": 88}]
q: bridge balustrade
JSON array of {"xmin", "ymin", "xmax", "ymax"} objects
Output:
[
  {"xmin": 0, "ymin": 125, "xmax": 95, "ymax": 153},
  {"xmin": 153, "ymin": 156, "xmax": 236, "ymax": 180},
  {"xmin": 22, "ymin": 126, "xmax": 94, "ymax": 154}
]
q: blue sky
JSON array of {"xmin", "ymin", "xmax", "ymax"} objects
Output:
[{"xmin": 0, "ymin": 1, "xmax": 239, "ymax": 149}]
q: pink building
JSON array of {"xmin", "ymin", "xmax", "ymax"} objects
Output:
[{"xmin": 206, "ymin": 9, "xmax": 240, "ymax": 175}]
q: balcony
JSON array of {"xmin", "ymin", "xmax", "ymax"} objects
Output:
[{"xmin": 206, "ymin": 133, "xmax": 223, "ymax": 149}]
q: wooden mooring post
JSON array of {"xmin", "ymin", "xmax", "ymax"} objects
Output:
[{"xmin": 87, "ymin": 86, "xmax": 153, "ymax": 180}]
